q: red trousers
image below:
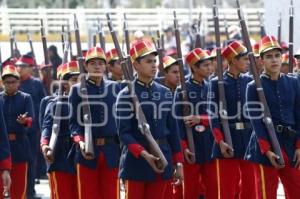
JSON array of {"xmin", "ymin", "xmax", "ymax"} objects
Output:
[
  {"xmin": 48, "ymin": 171, "xmax": 78, "ymax": 199},
  {"xmin": 76, "ymin": 153, "xmax": 119, "ymax": 199},
  {"xmin": 203, "ymin": 159, "xmax": 257, "ymax": 199},
  {"xmin": 0, "ymin": 162, "xmax": 28, "ymax": 199},
  {"xmin": 255, "ymin": 151, "xmax": 300, "ymax": 199},
  {"xmin": 164, "ymin": 179, "xmax": 183, "ymax": 199},
  {"xmin": 182, "ymin": 163, "xmax": 206, "ymax": 199},
  {"xmin": 124, "ymin": 176, "xmax": 169, "ymax": 199}
]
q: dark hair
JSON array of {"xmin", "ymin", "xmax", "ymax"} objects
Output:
[
  {"xmin": 108, "ymin": 59, "xmax": 117, "ymax": 66},
  {"xmin": 2, "ymin": 74, "xmax": 19, "ymax": 81},
  {"xmin": 260, "ymin": 48, "xmax": 282, "ymax": 59}
]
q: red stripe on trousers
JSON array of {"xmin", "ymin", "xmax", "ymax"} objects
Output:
[{"xmin": 76, "ymin": 152, "xmax": 118, "ymax": 199}]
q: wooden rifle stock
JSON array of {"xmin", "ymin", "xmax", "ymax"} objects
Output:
[
  {"xmin": 74, "ymin": 14, "xmax": 94, "ymax": 158},
  {"xmin": 106, "ymin": 13, "xmax": 168, "ymax": 171},
  {"xmin": 173, "ymin": 11, "xmax": 196, "ymax": 163},
  {"xmin": 213, "ymin": 1, "xmax": 234, "ymax": 156},
  {"xmin": 236, "ymin": 0, "xmax": 284, "ymax": 165}
]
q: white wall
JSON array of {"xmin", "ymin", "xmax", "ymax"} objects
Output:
[{"xmin": 264, "ymin": 0, "xmax": 300, "ymax": 51}]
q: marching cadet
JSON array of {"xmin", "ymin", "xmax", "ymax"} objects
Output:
[
  {"xmin": 106, "ymin": 48, "xmax": 124, "ymax": 82},
  {"xmin": 294, "ymin": 49, "xmax": 300, "ymax": 73},
  {"xmin": 0, "ymin": 65, "xmax": 34, "ymax": 199},
  {"xmin": 160, "ymin": 56, "xmax": 180, "ymax": 92},
  {"xmin": 252, "ymin": 43, "xmax": 264, "ymax": 75},
  {"xmin": 0, "ymin": 99, "xmax": 12, "ymax": 198},
  {"xmin": 174, "ymin": 48, "xmax": 213, "ymax": 199},
  {"xmin": 158, "ymin": 56, "xmax": 181, "ymax": 199},
  {"xmin": 41, "ymin": 61, "xmax": 79, "ymax": 199},
  {"xmin": 281, "ymin": 53, "xmax": 296, "ymax": 75},
  {"xmin": 115, "ymin": 40, "xmax": 184, "ymax": 199},
  {"xmin": 15, "ymin": 55, "xmax": 46, "ymax": 198},
  {"xmin": 207, "ymin": 41, "xmax": 256, "ymax": 199},
  {"xmin": 69, "ymin": 47, "xmax": 120, "ymax": 199},
  {"xmin": 245, "ymin": 35, "xmax": 300, "ymax": 199}
]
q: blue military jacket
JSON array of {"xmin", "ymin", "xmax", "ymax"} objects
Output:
[
  {"xmin": 69, "ymin": 78, "xmax": 121, "ymax": 169},
  {"xmin": 39, "ymin": 95, "xmax": 56, "ymax": 130},
  {"xmin": 0, "ymin": 91, "xmax": 34, "ymax": 163},
  {"xmin": 116, "ymin": 79, "xmax": 182, "ymax": 181},
  {"xmin": 208, "ymin": 72, "xmax": 253, "ymax": 159},
  {"xmin": 245, "ymin": 73, "xmax": 300, "ymax": 166},
  {"xmin": 0, "ymin": 103, "xmax": 11, "ymax": 170},
  {"xmin": 174, "ymin": 77, "xmax": 214, "ymax": 164},
  {"xmin": 41, "ymin": 97, "xmax": 75, "ymax": 174},
  {"xmin": 19, "ymin": 77, "xmax": 46, "ymax": 130}
]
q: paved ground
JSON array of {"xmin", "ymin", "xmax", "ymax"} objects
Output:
[{"xmin": 35, "ymin": 179, "xmax": 286, "ymax": 199}]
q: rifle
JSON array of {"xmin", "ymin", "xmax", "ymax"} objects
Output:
[
  {"xmin": 277, "ymin": 13, "xmax": 282, "ymax": 45},
  {"xmin": 40, "ymin": 19, "xmax": 52, "ymax": 94},
  {"xmin": 123, "ymin": 13, "xmax": 131, "ymax": 55},
  {"xmin": 224, "ymin": 15, "xmax": 230, "ymax": 41},
  {"xmin": 173, "ymin": 11, "xmax": 196, "ymax": 163},
  {"xmin": 156, "ymin": 30, "xmax": 165, "ymax": 77},
  {"xmin": 9, "ymin": 28, "xmax": 14, "ymax": 58},
  {"xmin": 74, "ymin": 14, "xmax": 94, "ymax": 158},
  {"xmin": 258, "ymin": 11, "xmax": 266, "ymax": 38},
  {"xmin": 194, "ymin": 13, "xmax": 202, "ymax": 48},
  {"xmin": 93, "ymin": 34, "xmax": 97, "ymax": 47},
  {"xmin": 97, "ymin": 19, "xmax": 106, "ymax": 52},
  {"xmin": 67, "ymin": 20, "xmax": 73, "ymax": 59},
  {"xmin": 106, "ymin": 13, "xmax": 168, "ymax": 171},
  {"xmin": 47, "ymin": 42, "xmax": 70, "ymax": 160},
  {"xmin": 61, "ymin": 26, "xmax": 66, "ymax": 52},
  {"xmin": 213, "ymin": 1, "xmax": 234, "ymax": 156},
  {"xmin": 236, "ymin": 0, "xmax": 284, "ymax": 165},
  {"xmin": 27, "ymin": 30, "xmax": 40, "ymax": 78},
  {"xmin": 0, "ymin": 43, "xmax": 2, "ymax": 74},
  {"xmin": 288, "ymin": 0, "xmax": 294, "ymax": 73}
]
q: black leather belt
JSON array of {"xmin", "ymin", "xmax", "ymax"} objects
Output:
[
  {"xmin": 94, "ymin": 137, "xmax": 116, "ymax": 146},
  {"xmin": 275, "ymin": 125, "xmax": 297, "ymax": 137},
  {"xmin": 229, "ymin": 122, "xmax": 251, "ymax": 130}
]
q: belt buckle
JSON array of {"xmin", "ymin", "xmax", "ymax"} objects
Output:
[
  {"xmin": 95, "ymin": 138, "xmax": 105, "ymax": 146},
  {"xmin": 276, "ymin": 125, "xmax": 284, "ymax": 133},
  {"xmin": 8, "ymin": 134, "xmax": 16, "ymax": 141},
  {"xmin": 235, "ymin": 122, "xmax": 245, "ymax": 130},
  {"xmin": 195, "ymin": 125, "xmax": 206, "ymax": 133}
]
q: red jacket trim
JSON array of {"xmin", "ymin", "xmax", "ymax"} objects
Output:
[
  {"xmin": 212, "ymin": 128, "xmax": 224, "ymax": 144},
  {"xmin": 128, "ymin": 144, "xmax": 145, "ymax": 158}
]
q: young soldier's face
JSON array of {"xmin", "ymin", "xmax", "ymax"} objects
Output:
[
  {"xmin": 17, "ymin": 66, "xmax": 33, "ymax": 77},
  {"xmin": 261, "ymin": 49, "xmax": 282, "ymax": 74},
  {"xmin": 165, "ymin": 64, "xmax": 180, "ymax": 87},
  {"xmin": 296, "ymin": 57, "xmax": 300, "ymax": 69},
  {"xmin": 280, "ymin": 64, "xmax": 289, "ymax": 74},
  {"xmin": 110, "ymin": 60, "xmax": 123, "ymax": 77},
  {"xmin": 232, "ymin": 55, "xmax": 249, "ymax": 73},
  {"xmin": 134, "ymin": 54, "xmax": 157, "ymax": 79},
  {"xmin": 255, "ymin": 57, "xmax": 263, "ymax": 72},
  {"xmin": 85, "ymin": 59, "xmax": 106, "ymax": 79},
  {"xmin": 64, "ymin": 74, "xmax": 79, "ymax": 93},
  {"xmin": 3, "ymin": 76, "xmax": 20, "ymax": 94},
  {"xmin": 194, "ymin": 59, "xmax": 211, "ymax": 78}
]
